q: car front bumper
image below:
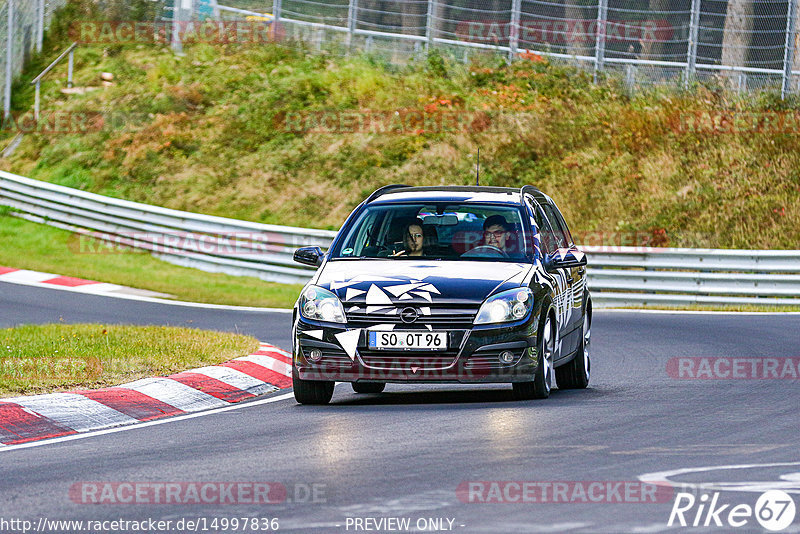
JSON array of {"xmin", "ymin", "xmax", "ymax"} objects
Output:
[{"xmin": 293, "ymin": 315, "xmax": 541, "ymax": 383}]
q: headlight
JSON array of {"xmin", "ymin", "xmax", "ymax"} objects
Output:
[
  {"xmin": 299, "ymin": 285, "xmax": 346, "ymax": 323},
  {"xmin": 474, "ymin": 288, "xmax": 533, "ymax": 325}
]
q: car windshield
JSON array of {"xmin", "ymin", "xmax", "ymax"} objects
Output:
[{"xmin": 330, "ymin": 202, "xmax": 531, "ymax": 262}]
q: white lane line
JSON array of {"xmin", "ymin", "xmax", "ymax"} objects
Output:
[
  {"xmin": 596, "ymin": 309, "xmax": 800, "ymax": 316},
  {"xmin": 121, "ymin": 377, "xmax": 228, "ymax": 411},
  {"xmin": 236, "ymin": 354, "xmax": 292, "ymax": 376},
  {"xmin": 0, "ymin": 278, "xmax": 292, "ymax": 313},
  {"xmin": 189, "ymin": 365, "xmax": 279, "ymax": 396},
  {"xmin": 5, "ymin": 393, "xmax": 138, "ymax": 432},
  {"xmin": 0, "ymin": 392, "xmax": 296, "ymax": 453},
  {"xmin": 639, "ymin": 461, "xmax": 800, "ymax": 494}
]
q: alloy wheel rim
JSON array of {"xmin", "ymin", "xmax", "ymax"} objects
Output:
[
  {"xmin": 583, "ymin": 313, "xmax": 591, "ymax": 381},
  {"xmin": 543, "ymin": 316, "xmax": 554, "ymax": 392}
]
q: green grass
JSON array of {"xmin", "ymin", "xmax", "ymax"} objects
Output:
[
  {"xmin": 0, "ymin": 214, "xmax": 303, "ymax": 308},
  {"xmin": 0, "ymin": 323, "xmax": 259, "ymax": 397}
]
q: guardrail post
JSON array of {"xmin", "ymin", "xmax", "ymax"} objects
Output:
[
  {"xmin": 346, "ymin": 0, "xmax": 358, "ymax": 50},
  {"xmin": 594, "ymin": 0, "xmax": 608, "ymax": 83},
  {"xmin": 4, "ymin": 0, "xmax": 13, "ymax": 120},
  {"xmin": 685, "ymin": 0, "xmax": 701, "ymax": 89},
  {"xmin": 782, "ymin": 0, "xmax": 797, "ymax": 99},
  {"xmin": 508, "ymin": 0, "xmax": 522, "ymax": 62}
]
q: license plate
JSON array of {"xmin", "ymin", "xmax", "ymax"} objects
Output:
[{"xmin": 368, "ymin": 330, "xmax": 447, "ymax": 351}]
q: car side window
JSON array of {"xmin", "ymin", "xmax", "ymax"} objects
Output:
[
  {"xmin": 549, "ymin": 203, "xmax": 574, "ymax": 247},
  {"xmin": 542, "ymin": 204, "xmax": 569, "ymax": 249},
  {"xmin": 535, "ymin": 207, "xmax": 558, "ymax": 254}
]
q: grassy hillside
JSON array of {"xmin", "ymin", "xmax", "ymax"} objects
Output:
[{"xmin": 2, "ymin": 8, "xmax": 799, "ymax": 250}]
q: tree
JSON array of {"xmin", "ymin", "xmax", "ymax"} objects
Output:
[{"xmin": 721, "ymin": 0, "xmax": 753, "ymax": 68}]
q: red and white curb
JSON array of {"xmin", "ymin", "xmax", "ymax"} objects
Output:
[
  {"xmin": 0, "ymin": 343, "xmax": 292, "ymax": 446},
  {"xmin": 0, "ymin": 266, "xmax": 171, "ymax": 298}
]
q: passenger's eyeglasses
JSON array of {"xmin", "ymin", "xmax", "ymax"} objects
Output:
[
  {"xmin": 484, "ymin": 231, "xmax": 506, "ymax": 239},
  {"xmin": 407, "ymin": 233, "xmax": 423, "ymax": 239}
]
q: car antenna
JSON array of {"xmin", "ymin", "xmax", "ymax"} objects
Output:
[{"xmin": 475, "ymin": 148, "xmax": 480, "ymax": 185}]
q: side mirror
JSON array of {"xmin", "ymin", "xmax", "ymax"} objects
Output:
[
  {"xmin": 544, "ymin": 248, "xmax": 587, "ymax": 272},
  {"xmin": 294, "ymin": 246, "xmax": 324, "ymax": 267}
]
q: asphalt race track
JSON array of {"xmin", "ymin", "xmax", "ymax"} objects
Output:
[{"xmin": 1, "ymin": 281, "xmax": 799, "ymax": 533}]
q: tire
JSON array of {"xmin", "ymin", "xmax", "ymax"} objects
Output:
[
  {"xmin": 352, "ymin": 382, "xmax": 386, "ymax": 394},
  {"xmin": 512, "ymin": 311, "xmax": 555, "ymax": 400},
  {"xmin": 556, "ymin": 304, "xmax": 591, "ymax": 389},
  {"xmin": 293, "ymin": 373, "xmax": 334, "ymax": 405}
]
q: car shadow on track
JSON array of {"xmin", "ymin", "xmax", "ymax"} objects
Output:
[{"xmin": 323, "ymin": 385, "xmax": 611, "ymax": 407}]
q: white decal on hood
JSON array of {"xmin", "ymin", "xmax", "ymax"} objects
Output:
[
  {"xmin": 366, "ymin": 284, "xmax": 393, "ymax": 306},
  {"xmin": 345, "ymin": 287, "xmax": 366, "ymax": 301}
]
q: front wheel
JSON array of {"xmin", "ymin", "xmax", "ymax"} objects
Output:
[
  {"xmin": 293, "ymin": 373, "xmax": 334, "ymax": 405},
  {"xmin": 555, "ymin": 307, "xmax": 591, "ymax": 389},
  {"xmin": 352, "ymin": 382, "xmax": 386, "ymax": 394},
  {"xmin": 512, "ymin": 312, "xmax": 555, "ymax": 400}
]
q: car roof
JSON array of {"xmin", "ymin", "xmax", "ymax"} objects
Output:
[{"xmin": 367, "ymin": 185, "xmax": 524, "ymax": 205}]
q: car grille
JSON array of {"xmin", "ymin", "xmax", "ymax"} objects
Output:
[
  {"xmin": 345, "ymin": 305, "xmax": 479, "ymax": 330},
  {"xmin": 358, "ymin": 348, "xmax": 460, "ymax": 370}
]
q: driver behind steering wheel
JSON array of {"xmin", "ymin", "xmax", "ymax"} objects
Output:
[{"xmin": 482, "ymin": 214, "xmax": 513, "ymax": 253}]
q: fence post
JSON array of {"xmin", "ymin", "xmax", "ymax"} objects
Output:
[
  {"xmin": 782, "ymin": 0, "xmax": 797, "ymax": 99},
  {"xmin": 425, "ymin": 0, "xmax": 437, "ymax": 51},
  {"xmin": 171, "ymin": 0, "xmax": 186, "ymax": 54},
  {"xmin": 346, "ymin": 0, "xmax": 358, "ymax": 50},
  {"xmin": 685, "ymin": 0, "xmax": 701, "ymax": 89},
  {"xmin": 508, "ymin": 0, "xmax": 522, "ymax": 61},
  {"xmin": 594, "ymin": 0, "xmax": 608, "ymax": 83},
  {"xmin": 4, "ymin": 0, "xmax": 13, "ymax": 120},
  {"xmin": 36, "ymin": 0, "xmax": 44, "ymax": 53},
  {"xmin": 67, "ymin": 48, "xmax": 74, "ymax": 88},
  {"xmin": 273, "ymin": 0, "xmax": 282, "ymax": 25},
  {"xmin": 34, "ymin": 80, "xmax": 40, "ymax": 121}
]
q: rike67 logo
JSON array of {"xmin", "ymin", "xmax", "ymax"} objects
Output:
[{"xmin": 668, "ymin": 490, "xmax": 797, "ymax": 531}]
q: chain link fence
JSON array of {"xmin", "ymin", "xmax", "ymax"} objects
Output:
[
  {"xmin": 205, "ymin": 0, "xmax": 800, "ymax": 96},
  {"xmin": 3, "ymin": 0, "xmax": 800, "ymax": 117},
  {"xmin": 1, "ymin": 0, "xmax": 68, "ymax": 119}
]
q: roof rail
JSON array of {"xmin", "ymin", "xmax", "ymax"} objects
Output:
[
  {"xmin": 366, "ymin": 184, "xmax": 408, "ymax": 202},
  {"xmin": 520, "ymin": 185, "xmax": 540, "ymax": 199}
]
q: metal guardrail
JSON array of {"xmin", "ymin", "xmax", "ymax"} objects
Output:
[
  {"xmin": 1, "ymin": 170, "xmax": 800, "ymax": 306},
  {"xmin": 0, "ymin": 170, "xmax": 335, "ymax": 285}
]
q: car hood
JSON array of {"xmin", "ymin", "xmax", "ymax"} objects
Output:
[{"xmin": 316, "ymin": 260, "xmax": 532, "ymax": 305}]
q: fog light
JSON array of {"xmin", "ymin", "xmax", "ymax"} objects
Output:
[
  {"xmin": 308, "ymin": 348, "xmax": 323, "ymax": 362},
  {"xmin": 499, "ymin": 351, "xmax": 515, "ymax": 363}
]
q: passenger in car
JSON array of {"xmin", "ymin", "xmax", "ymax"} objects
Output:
[
  {"xmin": 483, "ymin": 215, "xmax": 514, "ymax": 253},
  {"xmin": 391, "ymin": 218, "xmax": 432, "ymax": 257}
]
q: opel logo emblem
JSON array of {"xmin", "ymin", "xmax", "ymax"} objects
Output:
[{"xmin": 400, "ymin": 307, "xmax": 419, "ymax": 324}]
